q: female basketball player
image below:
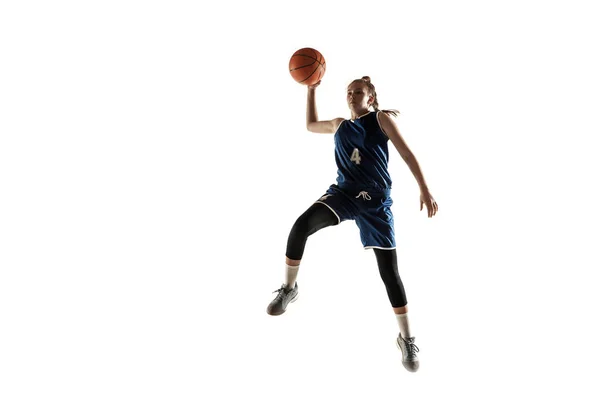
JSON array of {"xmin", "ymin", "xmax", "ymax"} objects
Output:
[{"xmin": 267, "ymin": 76, "xmax": 438, "ymax": 373}]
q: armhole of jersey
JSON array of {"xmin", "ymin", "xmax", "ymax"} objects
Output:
[
  {"xmin": 375, "ymin": 111, "xmax": 389, "ymax": 139},
  {"xmin": 333, "ymin": 118, "xmax": 345, "ymax": 134}
]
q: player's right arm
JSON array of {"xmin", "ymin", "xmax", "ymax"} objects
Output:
[{"xmin": 306, "ymin": 81, "xmax": 343, "ymax": 134}]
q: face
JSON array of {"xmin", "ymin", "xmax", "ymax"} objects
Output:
[{"xmin": 347, "ymin": 82, "xmax": 373, "ymax": 113}]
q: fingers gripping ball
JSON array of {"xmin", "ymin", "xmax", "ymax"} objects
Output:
[{"xmin": 289, "ymin": 48, "xmax": 326, "ymax": 86}]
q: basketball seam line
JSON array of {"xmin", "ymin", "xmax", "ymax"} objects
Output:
[
  {"xmin": 292, "ymin": 54, "xmax": 325, "ymax": 66},
  {"xmin": 290, "ymin": 60, "xmax": 318, "ymax": 71},
  {"xmin": 300, "ymin": 63, "xmax": 322, "ymax": 83}
]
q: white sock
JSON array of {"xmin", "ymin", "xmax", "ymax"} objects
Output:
[
  {"xmin": 285, "ymin": 264, "xmax": 299, "ymax": 289},
  {"xmin": 396, "ymin": 313, "xmax": 412, "ymax": 339}
]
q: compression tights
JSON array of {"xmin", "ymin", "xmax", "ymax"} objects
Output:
[{"xmin": 285, "ymin": 203, "xmax": 407, "ymax": 307}]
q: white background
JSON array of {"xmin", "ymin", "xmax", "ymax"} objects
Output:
[{"xmin": 1, "ymin": 0, "xmax": 599, "ymax": 399}]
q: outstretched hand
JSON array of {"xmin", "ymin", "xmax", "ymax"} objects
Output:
[{"xmin": 420, "ymin": 191, "xmax": 438, "ymax": 218}]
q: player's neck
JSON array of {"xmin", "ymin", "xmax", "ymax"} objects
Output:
[{"xmin": 351, "ymin": 109, "xmax": 371, "ymax": 121}]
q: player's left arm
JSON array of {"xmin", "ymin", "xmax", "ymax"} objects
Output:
[{"xmin": 377, "ymin": 111, "xmax": 438, "ymax": 216}]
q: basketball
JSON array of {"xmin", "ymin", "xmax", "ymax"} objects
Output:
[{"xmin": 289, "ymin": 48, "xmax": 326, "ymax": 86}]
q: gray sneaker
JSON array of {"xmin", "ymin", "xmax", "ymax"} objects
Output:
[
  {"xmin": 396, "ymin": 334, "xmax": 420, "ymax": 372},
  {"xmin": 266, "ymin": 283, "xmax": 298, "ymax": 316}
]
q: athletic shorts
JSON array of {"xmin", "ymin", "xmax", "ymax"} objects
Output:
[{"xmin": 314, "ymin": 184, "xmax": 395, "ymax": 250}]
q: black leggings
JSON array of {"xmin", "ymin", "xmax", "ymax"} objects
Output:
[
  {"xmin": 373, "ymin": 248, "xmax": 408, "ymax": 308},
  {"xmin": 285, "ymin": 203, "xmax": 408, "ymax": 308},
  {"xmin": 286, "ymin": 203, "xmax": 338, "ymax": 260}
]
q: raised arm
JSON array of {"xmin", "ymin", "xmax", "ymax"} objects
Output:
[{"xmin": 306, "ymin": 81, "xmax": 344, "ymax": 134}]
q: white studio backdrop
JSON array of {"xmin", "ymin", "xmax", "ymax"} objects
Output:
[{"xmin": 1, "ymin": 1, "xmax": 599, "ymax": 399}]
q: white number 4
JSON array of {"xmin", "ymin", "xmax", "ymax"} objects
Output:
[{"xmin": 350, "ymin": 148, "xmax": 361, "ymax": 165}]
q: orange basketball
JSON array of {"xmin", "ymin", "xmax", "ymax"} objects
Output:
[{"xmin": 289, "ymin": 47, "xmax": 326, "ymax": 86}]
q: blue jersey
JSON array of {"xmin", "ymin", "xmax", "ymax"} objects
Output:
[{"xmin": 333, "ymin": 111, "xmax": 392, "ymax": 191}]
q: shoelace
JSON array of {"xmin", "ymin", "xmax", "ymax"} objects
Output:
[
  {"xmin": 355, "ymin": 191, "xmax": 371, "ymax": 200},
  {"xmin": 405, "ymin": 338, "xmax": 420, "ymax": 355},
  {"xmin": 272, "ymin": 286, "xmax": 291, "ymax": 298}
]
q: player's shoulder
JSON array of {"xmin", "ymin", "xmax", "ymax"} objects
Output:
[
  {"xmin": 376, "ymin": 110, "xmax": 399, "ymax": 126},
  {"xmin": 333, "ymin": 117, "xmax": 346, "ymax": 131},
  {"xmin": 374, "ymin": 111, "xmax": 395, "ymax": 138},
  {"xmin": 375, "ymin": 110, "xmax": 393, "ymax": 122}
]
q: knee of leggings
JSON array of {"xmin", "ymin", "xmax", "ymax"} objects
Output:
[
  {"xmin": 290, "ymin": 216, "xmax": 310, "ymax": 239},
  {"xmin": 291, "ymin": 210, "xmax": 325, "ymax": 238},
  {"xmin": 286, "ymin": 203, "xmax": 337, "ymax": 260}
]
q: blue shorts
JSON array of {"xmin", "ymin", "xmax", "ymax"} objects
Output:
[{"xmin": 314, "ymin": 184, "xmax": 396, "ymax": 250}]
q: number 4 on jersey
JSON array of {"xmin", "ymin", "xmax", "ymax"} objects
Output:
[{"xmin": 351, "ymin": 148, "xmax": 361, "ymax": 165}]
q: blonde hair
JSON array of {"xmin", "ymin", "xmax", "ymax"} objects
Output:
[{"xmin": 349, "ymin": 76, "xmax": 400, "ymax": 117}]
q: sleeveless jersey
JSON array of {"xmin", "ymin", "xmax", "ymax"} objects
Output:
[{"xmin": 333, "ymin": 111, "xmax": 392, "ymax": 191}]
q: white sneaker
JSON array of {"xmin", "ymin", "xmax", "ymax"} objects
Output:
[{"xmin": 396, "ymin": 334, "xmax": 420, "ymax": 372}]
